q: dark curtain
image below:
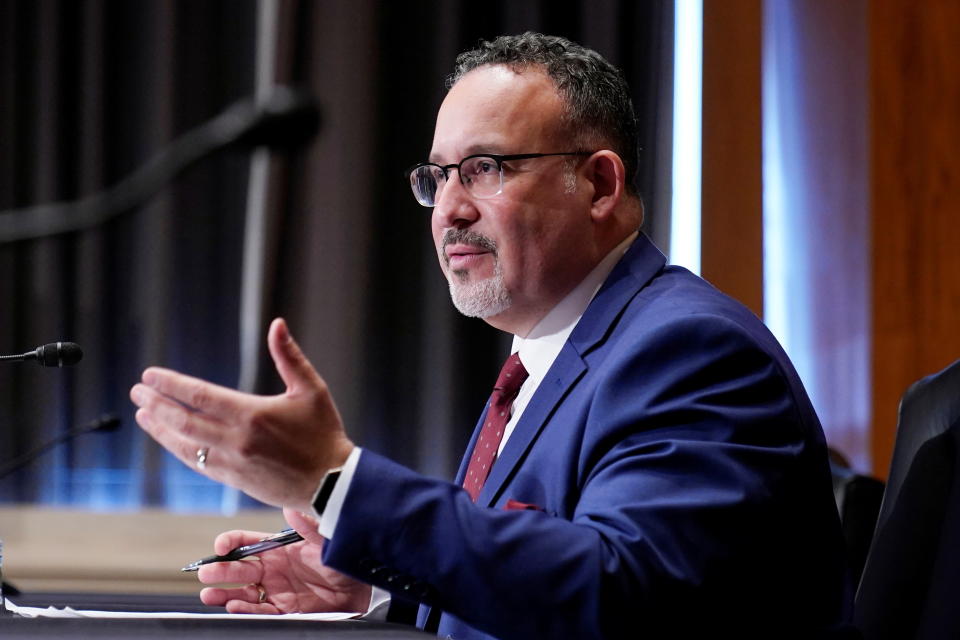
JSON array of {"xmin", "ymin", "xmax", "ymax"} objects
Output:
[
  {"xmin": 0, "ymin": 0, "xmax": 256, "ymax": 507},
  {"xmin": 0, "ymin": 0, "xmax": 673, "ymax": 509}
]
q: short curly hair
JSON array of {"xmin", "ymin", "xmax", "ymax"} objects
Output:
[{"xmin": 449, "ymin": 32, "xmax": 640, "ymax": 195}]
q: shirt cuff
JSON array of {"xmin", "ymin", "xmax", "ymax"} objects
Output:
[
  {"xmin": 361, "ymin": 586, "xmax": 392, "ymax": 620},
  {"xmin": 316, "ymin": 446, "xmax": 361, "ymax": 539}
]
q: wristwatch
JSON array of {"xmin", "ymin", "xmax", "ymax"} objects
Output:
[{"xmin": 312, "ymin": 466, "xmax": 342, "ymax": 516}]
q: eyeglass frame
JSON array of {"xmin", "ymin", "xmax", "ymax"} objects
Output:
[{"xmin": 405, "ymin": 151, "xmax": 594, "ymax": 207}]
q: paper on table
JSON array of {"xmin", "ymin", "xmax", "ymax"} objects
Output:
[{"xmin": 3, "ymin": 597, "xmax": 359, "ymax": 621}]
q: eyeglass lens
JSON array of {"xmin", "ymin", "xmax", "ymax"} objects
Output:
[{"xmin": 410, "ymin": 156, "xmax": 503, "ymax": 207}]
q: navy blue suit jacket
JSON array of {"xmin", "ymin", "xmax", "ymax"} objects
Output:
[{"xmin": 324, "ymin": 234, "xmax": 853, "ymax": 639}]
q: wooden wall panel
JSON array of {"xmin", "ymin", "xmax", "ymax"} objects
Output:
[
  {"xmin": 701, "ymin": 0, "xmax": 764, "ymax": 316},
  {"xmin": 870, "ymin": 0, "xmax": 960, "ymax": 475}
]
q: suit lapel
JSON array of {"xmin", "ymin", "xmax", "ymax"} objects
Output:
[{"xmin": 476, "ymin": 234, "xmax": 667, "ymax": 507}]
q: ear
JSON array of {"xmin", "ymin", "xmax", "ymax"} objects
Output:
[{"xmin": 584, "ymin": 150, "xmax": 625, "ymax": 222}]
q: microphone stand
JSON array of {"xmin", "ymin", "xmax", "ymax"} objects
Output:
[
  {"xmin": 0, "ymin": 539, "xmax": 12, "ymax": 615},
  {"xmin": 0, "ymin": 414, "xmax": 120, "ymax": 610}
]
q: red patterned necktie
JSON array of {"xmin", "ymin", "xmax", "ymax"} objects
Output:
[{"xmin": 463, "ymin": 352, "xmax": 529, "ymax": 502}]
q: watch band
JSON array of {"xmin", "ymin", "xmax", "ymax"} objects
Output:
[{"xmin": 312, "ymin": 467, "xmax": 343, "ymax": 516}]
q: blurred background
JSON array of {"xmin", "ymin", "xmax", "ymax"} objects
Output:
[
  {"xmin": 0, "ymin": 0, "xmax": 673, "ymax": 513},
  {"xmin": 0, "ymin": 0, "xmax": 957, "ymax": 529}
]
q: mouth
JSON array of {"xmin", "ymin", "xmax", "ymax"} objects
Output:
[
  {"xmin": 445, "ymin": 244, "xmax": 491, "ymax": 269},
  {"xmin": 441, "ymin": 230, "xmax": 498, "ymax": 272}
]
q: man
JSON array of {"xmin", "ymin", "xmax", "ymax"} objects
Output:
[{"xmin": 131, "ymin": 33, "xmax": 853, "ymax": 638}]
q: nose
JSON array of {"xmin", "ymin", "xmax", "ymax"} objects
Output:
[{"xmin": 432, "ymin": 172, "xmax": 479, "ymax": 229}]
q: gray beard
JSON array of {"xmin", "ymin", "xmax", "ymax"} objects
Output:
[
  {"xmin": 448, "ymin": 262, "xmax": 512, "ymax": 318},
  {"xmin": 442, "ymin": 228, "xmax": 512, "ymax": 318}
]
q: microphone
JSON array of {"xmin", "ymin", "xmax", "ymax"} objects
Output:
[
  {"xmin": 0, "ymin": 413, "xmax": 121, "ymax": 481},
  {"xmin": 0, "ymin": 87, "xmax": 321, "ymax": 243},
  {"xmin": 0, "ymin": 342, "xmax": 83, "ymax": 367}
]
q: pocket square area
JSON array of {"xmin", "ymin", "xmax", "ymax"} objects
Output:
[{"xmin": 503, "ymin": 499, "xmax": 544, "ymax": 511}]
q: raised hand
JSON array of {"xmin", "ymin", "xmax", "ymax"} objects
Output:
[{"xmin": 130, "ymin": 317, "xmax": 354, "ymax": 511}]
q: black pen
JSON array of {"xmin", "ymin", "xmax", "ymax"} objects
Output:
[{"xmin": 181, "ymin": 529, "xmax": 304, "ymax": 572}]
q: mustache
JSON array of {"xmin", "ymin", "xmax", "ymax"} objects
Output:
[{"xmin": 441, "ymin": 229, "xmax": 498, "ymax": 263}]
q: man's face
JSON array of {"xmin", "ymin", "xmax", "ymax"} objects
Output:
[{"xmin": 429, "ymin": 65, "xmax": 596, "ymax": 336}]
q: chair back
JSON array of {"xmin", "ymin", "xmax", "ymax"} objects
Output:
[
  {"xmin": 855, "ymin": 358, "xmax": 960, "ymax": 639},
  {"xmin": 830, "ymin": 457, "xmax": 884, "ymax": 587}
]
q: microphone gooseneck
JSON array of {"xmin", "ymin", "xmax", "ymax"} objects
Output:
[{"xmin": 0, "ymin": 413, "xmax": 121, "ymax": 480}]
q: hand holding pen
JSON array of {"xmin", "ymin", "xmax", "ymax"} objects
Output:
[
  {"xmin": 192, "ymin": 508, "xmax": 372, "ymax": 614},
  {"xmin": 182, "ymin": 528, "xmax": 304, "ymax": 572}
]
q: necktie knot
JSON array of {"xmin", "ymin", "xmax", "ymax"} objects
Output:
[{"xmin": 493, "ymin": 352, "xmax": 528, "ymax": 400}]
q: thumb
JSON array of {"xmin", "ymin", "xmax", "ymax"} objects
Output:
[
  {"xmin": 267, "ymin": 317, "xmax": 321, "ymax": 394},
  {"xmin": 283, "ymin": 507, "xmax": 326, "ymax": 546}
]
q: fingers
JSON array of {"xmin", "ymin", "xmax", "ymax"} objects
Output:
[
  {"xmin": 224, "ymin": 599, "xmax": 279, "ymax": 615},
  {"xmin": 140, "ymin": 367, "xmax": 248, "ymax": 421},
  {"xmin": 267, "ymin": 318, "xmax": 323, "ymax": 394},
  {"xmin": 132, "ymin": 385, "xmax": 224, "ymax": 447},
  {"xmin": 130, "ymin": 368, "xmax": 253, "ymax": 474},
  {"xmin": 212, "ymin": 529, "xmax": 274, "ymax": 555},
  {"xmin": 201, "ymin": 585, "xmax": 278, "ymax": 614},
  {"xmin": 132, "ymin": 408, "xmax": 222, "ymax": 478},
  {"xmin": 197, "ymin": 558, "xmax": 265, "ymax": 586}
]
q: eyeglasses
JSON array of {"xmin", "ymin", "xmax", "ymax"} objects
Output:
[{"xmin": 405, "ymin": 151, "xmax": 593, "ymax": 207}]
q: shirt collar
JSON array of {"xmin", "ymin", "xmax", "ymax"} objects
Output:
[{"xmin": 511, "ymin": 231, "xmax": 638, "ymax": 384}]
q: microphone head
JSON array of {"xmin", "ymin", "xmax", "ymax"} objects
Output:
[
  {"xmin": 87, "ymin": 413, "xmax": 122, "ymax": 433},
  {"xmin": 35, "ymin": 342, "xmax": 83, "ymax": 367}
]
